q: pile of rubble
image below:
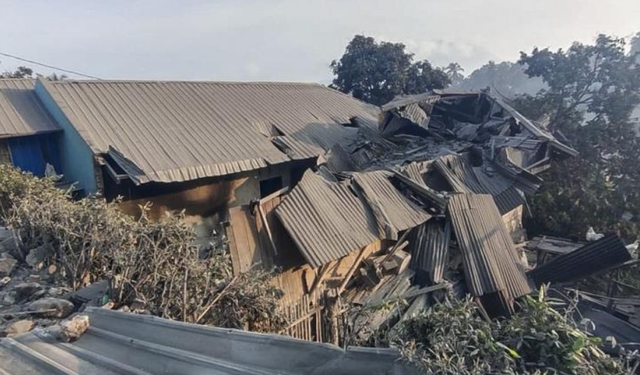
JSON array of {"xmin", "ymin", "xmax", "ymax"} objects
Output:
[
  {"xmin": 0, "ymin": 227, "xmax": 105, "ymax": 340},
  {"xmin": 268, "ymin": 89, "xmax": 634, "ymax": 345}
]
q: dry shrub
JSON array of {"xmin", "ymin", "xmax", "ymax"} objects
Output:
[
  {"xmin": 0, "ymin": 165, "xmax": 58, "ymax": 225},
  {"xmin": 1, "ymin": 165, "xmax": 285, "ymax": 330},
  {"xmin": 209, "ymin": 270, "xmax": 287, "ymax": 333}
]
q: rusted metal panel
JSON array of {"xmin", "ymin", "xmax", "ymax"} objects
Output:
[
  {"xmin": 43, "ymin": 80, "xmax": 379, "ymax": 184},
  {"xmin": 352, "ymin": 170, "xmax": 431, "ymax": 237},
  {"xmin": 276, "ymin": 170, "xmax": 430, "ymax": 268},
  {"xmin": 0, "ymin": 79, "xmax": 60, "ymax": 139},
  {"xmin": 448, "ymin": 194, "xmax": 532, "ymax": 302},
  {"xmin": 275, "ymin": 171, "xmax": 380, "ymax": 267},
  {"xmin": 528, "ymin": 235, "xmax": 631, "ymax": 286}
]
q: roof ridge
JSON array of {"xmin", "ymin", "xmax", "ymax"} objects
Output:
[{"xmin": 50, "ymin": 79, "xmax": 328, "ymax": 87}]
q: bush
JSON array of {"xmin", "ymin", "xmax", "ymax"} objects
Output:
[
  {"xmin": 0, "ymin": 165, "xmax": 58, "ymax": 225},
  {"xmin": 1, "ymin": 165, "xmax": 286, "ymax": 330},
  {"xmin": 391, "ymin": 289, "xmax": 635, "ymax": 375}
]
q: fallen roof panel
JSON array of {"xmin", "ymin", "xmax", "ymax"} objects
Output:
[
  {"xmin": 0, "ymin": 79, "xmax": 60, "ymax": 139},
  {"xmin": 528, "ymin": 235, "xmax": 631, "ymax": 286},
  {"xmin": 408, "ymin": 219, "xmax": 451, "ymax": 285},
  {"xmin": 352, "ymin": 170, "xmax": 431, "ymax": 238},
  {"xmin": 276, "ymin": 169, "xmax": 431, "ymax": 267},
  {"xmin": 434, "ymin": 154, "xmax": 527, "ymax": 214},
  {"xmin": 275, "ymin": 170, "xmax": 380, "ymax": 267},
  {"xmin": 448, "ymin": 194, "xmax": 532, "ymax": 301}
]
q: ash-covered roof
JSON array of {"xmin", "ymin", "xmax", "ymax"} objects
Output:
[
  {"xmin": 41, "ymin": 79, "xmax": 379, "ymax": 184},
  {"xmin": 0, "ymin": 79, "xmax": 60, "ymax": 139}
]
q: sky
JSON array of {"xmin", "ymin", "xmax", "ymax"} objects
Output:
[{"xmin": 0, "ymin": 0, "xmax": 638, "ymax": 84}]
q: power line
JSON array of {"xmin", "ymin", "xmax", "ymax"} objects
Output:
[{"xmin": 0, "ymin": 51, "xmax": 102, "ymax": 80}]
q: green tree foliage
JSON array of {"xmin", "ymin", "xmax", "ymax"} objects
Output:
[
  {"xmin": 330, "ymin": 35, "xmax": 450, "ymax": 105},
  {"xmin": 0, "ymin": 66, "xmax": 34, "ymax": 78},
  {"xmin": 393, "ymin": 291, "xmax": 634, "ymax": 374},
  {"xmin": 516, "ymin": 35, "xmax": 640, "ymax": 241}
]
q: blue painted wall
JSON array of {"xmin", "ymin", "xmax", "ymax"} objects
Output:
[
  {"xmin": 8, "ymin": 133, "xmax": 61, "ymax": 177},
  {"xmin": 34, "ymin": 79, "xmax": 97, "ymax": 194}
]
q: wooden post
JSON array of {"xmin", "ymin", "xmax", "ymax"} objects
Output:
[
  {"xmin": 338, "ymin": 246, "xmax": 368, "ymax": 295},
  {"xmin": 310, "ymin": 263, "xmax": 332, "ymax": 295},
  {"xmin": 256, "ymin": 202, "xmax": 278, "ymax": 256}
]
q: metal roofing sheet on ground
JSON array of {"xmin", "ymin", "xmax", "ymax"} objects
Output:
[
  {"xmin": 0, "ymin": 307, "xmax": 418, "ymax": 375},
  {"xmin": 448, "ymin": 194, "xmax": 532, "ymax": 301},
  {"xmin": 0, "ymin": 79, "xmax": 60, "ymax": 139},
  {"xmin": 408, "ymin": 219, "xmax": 451, "ymax": 285},
  {"xmin": 41, "ymin": 79, "xmax": 379, "ymax": 184}
]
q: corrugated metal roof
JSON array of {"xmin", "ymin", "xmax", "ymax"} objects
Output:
[
  {"xmin": 275, "ymin": 170, "xmax": 431, "ymax": 267},
  {"xmin": 41, "ymin": 79, "xmax": 379, "ymax": 184},
  {"xmin": 528, "ymin": 235, "xmax": 631, "ymax": 286},
  {"xmin": 408, "ymin": 219, "xmax": 451, "ymax": 285},
  {"xmin": 448, "ymin": 194, "xmax": 532, "ymax": 302},
  {"xmin": 275, "ymin": 170, "xmax": 380, "ymax": 267},
  {"xmin": 434, "ymin": 154, "xmax": 526, "ymax": 214},
  {"xmin": 0, "ymin": 79, "xmax": 60, "ymax": 139},
  {"xmin": 0, "ymin": 307, "xmax": 416, "ymax": 375},
  {"xmin": 352, "ymin": 171, "xmax": 431, "ymax": 237}
]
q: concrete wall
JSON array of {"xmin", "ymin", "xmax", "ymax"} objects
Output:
[{"xmin": 34, "ymin": 79, "xmax": 97, "ymax": 194}]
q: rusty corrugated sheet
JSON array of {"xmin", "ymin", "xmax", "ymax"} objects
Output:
[
  {"xmin": 42, "ymin": 80, "xmax": 379, "ymax": 184},
  {"xmin": 0, "ymin": 79, "xmax": 59, "ymax": 139},
  {"xmin": 275, "ymin": 170, "xmax": 380, "ymax": 267},
  {"xmin": 408, "ymin": 219, "xmax": 450, "ymax": 285},
  {"xmin": 401, "ymin": 161, "xmax": 431, "ymax": 187},
  {"xmin": 448, "ymin": 194, "xmax": 532, "ymax": 302},
  {"xmin": 352, "ymin": 171, "xmax": 431, "ymax": 237},
  {"xmin": 528, "ymin": 235, "xmax": 631, "ymax": 286},
  {"xmin": 276, "ymin": 169, "xmax": 431, "ymax": 267}
]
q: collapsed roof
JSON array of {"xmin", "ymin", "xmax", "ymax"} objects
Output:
[
  {"xmin": 40, "ymin": 79, "xmax": 379, "ymax": 184},
  {"xmin": 272, "ymin": 89, "xmax": 583, "ymax": 315}
]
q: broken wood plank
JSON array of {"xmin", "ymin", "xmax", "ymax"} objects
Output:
[{"xmin": 338, "ymin": 246, "xmax": 369, "ymax": 295}]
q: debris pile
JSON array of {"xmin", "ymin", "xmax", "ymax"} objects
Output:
[{"xmin": 267, "ymin": 90, "xmax": 634, "ymax": 347}]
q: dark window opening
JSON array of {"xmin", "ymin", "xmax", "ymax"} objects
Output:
[{"xmin": 260, "ymin": 176, "xmax": 283, "ymax": 198}]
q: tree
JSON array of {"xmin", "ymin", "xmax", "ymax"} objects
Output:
[
  {"xmin": 454, "ymin": 61, "xmax": 545, "ymax": 99},
  {"xmin": 630, "ymin": 32, "xmax": 640, "ymax": 59},
  {"xmin": 0, "ymin": 66, "xmax": 34, "ymax": 78},
  {"xmin": 330, "ymin": 35, "xmax": 450, "ymax": 106},
  {"xmin": 444, "ymin": 62, "xmax": 465, "ymax": 85},
  {"xmin": 46, "ymin": 73, "xmax": 68, "ymax": 81},
  {"xmin": 516, "ymin": 35, "xmax": 640, "ymax": 241}
]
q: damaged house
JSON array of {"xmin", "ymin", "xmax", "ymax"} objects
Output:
[
  {"xmin": 257, "ymin": 89, "xmax": 589, "ymax": 341},
  {"xmin": 3, "ymin": 77, "xmax": 632, "ymax": 346},
  {"xmin": 0, "ymin": 79, "xmax": 62, "ymax": 179}
]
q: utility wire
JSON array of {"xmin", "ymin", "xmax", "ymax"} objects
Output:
[{"xmin": 0, "ymin": 51, "xmax": 102, "ymax": 80}]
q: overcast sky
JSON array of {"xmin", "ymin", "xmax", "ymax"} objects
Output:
[{"xmin": 0, "ymin": 0, "xmax": 638, "ymax": 83}]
